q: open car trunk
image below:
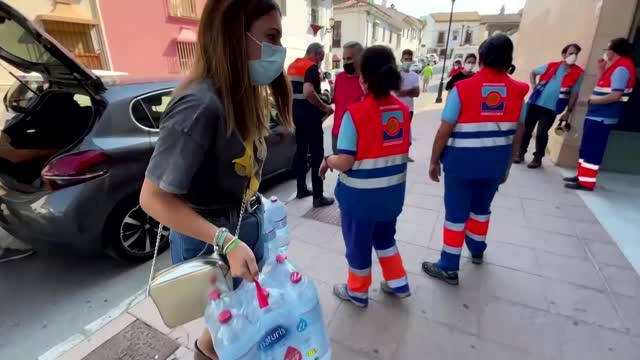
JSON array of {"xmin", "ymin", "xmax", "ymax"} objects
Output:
[{"xmin": 0, "ymin": 87, "xmax": 96, "ymax": 191}]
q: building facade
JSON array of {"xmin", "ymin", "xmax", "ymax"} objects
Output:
[
  {"xmin": 0, "ymin": 0, "xmax": 109, "ymax": 95},
  {"xmin": 478, "ymin": 11, "xmax": 522, "ymax": 43},
  {"xmin": 513, "ymin": 0, "xmax": 640, "ymax": 174},
  {"xmin": 422, "ymin": 12, "xmax": 481, "ymax": 57},
  {"xmin": 332, "ymin": 0, "xmax": 423, "ymax": 68}
]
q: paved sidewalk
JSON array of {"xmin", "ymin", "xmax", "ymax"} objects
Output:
[{"xmin": 53, "ymin": 110, "xmax": 640, "ymax": 360}]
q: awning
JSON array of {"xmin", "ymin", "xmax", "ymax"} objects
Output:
[
  {"xmin": 176, "ymin": 27, "xmax": 197, "ymax": 43},
  {"xmin": 36, "ymin": 0, "xmax": 98, "ymax": 25},
  {"xmin": 332, "ymin": 54, "xmax": 340, "ymax": 62}
]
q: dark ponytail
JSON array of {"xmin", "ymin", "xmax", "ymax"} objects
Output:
[
  {"xmin": 479, "ymin": 34, "xmax": 515, "ymax": 73},
  {"xmin": 360, "ymin": 46, "xmax": 401, "ymax": 98}
]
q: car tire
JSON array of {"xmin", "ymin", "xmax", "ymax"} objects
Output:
[{"xmin": 104, "ymin": 193, "xmax": 169, "ymax": 263}]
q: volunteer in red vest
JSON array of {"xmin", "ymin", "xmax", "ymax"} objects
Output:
[
  {"xmin": 564, "ymin": 38, "xmax": 636, "ymax": 191},
  {"xmin": 320, "ymin": 45, "xmax": 411, "ymax": 307},
  {"xmin": 515, "ymin": 43, "xmax": 585, "ymax": 169},
  {"xmin": 422, "ymin": 34, "xmax": 529, "ymax": 285},
  {"xmin": 288, "ymin": 43, "xmax": 335, "ymax": 208},
  {"xmin": 332, "ymin": 41, "xmax": 365, "ymax": 154}
]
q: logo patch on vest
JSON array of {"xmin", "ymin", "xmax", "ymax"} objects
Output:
[
  {"xmin": 382, "ymin": 110, "xmax": 404, "ymax": 146},
  {"xmin": 481, "ymin": 84, "xmax": 507, "ymax": 115}
]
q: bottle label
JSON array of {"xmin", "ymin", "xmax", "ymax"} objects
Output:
[{"xmin": 258, "ymin": 326, "xmax": 288, "ymax": 352}]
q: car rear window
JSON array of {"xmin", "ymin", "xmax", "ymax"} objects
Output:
[{"xmin": 0, "ymin": 13, "xmax": 56, "ymax": 65}]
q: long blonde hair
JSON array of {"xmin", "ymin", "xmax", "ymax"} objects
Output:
[{"xmin": 178, "ymin": 0, "xmax": 292, "ymax": 141}]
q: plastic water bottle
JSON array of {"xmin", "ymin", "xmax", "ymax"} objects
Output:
[
  {"xmin": 214, "ymin": 310, "xmax": 257, "ymax": 359},
  {"xmin": 262, "ymin": 254, "xmax": 297, "ymax": 290},
  {"xmin": 266, "ymin": 196, "xmax": 288, "ymax": 254},
  {"xmin": 261, "ymin": 209, "xmax": 278, "ymax": 263}
]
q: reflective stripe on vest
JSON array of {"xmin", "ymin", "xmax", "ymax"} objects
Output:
[
  {"xmin": 339, "ymin": 172, "xmax": 407, "ymax": 189},
  {"xmin": 447, "ymin": 135, "xmax": 514, "ymax": 148},
  {"xmin": 352, "ymin": 154, "xmax": 408, "ymax": 170},
  {"xmin": 453, "ymin": 122, "xmax": 518, "ymax": 132},
  {"xmin": 591, "ymin": 86, "xmax": 633, "ymax": 102}
]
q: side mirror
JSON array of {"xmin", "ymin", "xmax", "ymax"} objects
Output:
[{"xmin": 323, "ymin": 72, "xmax": 332, "ymax": 81}]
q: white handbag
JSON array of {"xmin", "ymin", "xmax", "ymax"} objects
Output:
[{"xmin": 146, "ymin": 196, "xmax": 250, "ymax": 328}]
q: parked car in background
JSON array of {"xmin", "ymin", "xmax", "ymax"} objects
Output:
[
  {"xmin": 0, "ymin": 1, "xmax": 297, "ymax": 263},
  {"xmin": 426, "ymin": 53, "xmax": 439, "ymax": 65}
]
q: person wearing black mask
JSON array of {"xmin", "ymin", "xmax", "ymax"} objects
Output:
[{"xmin": 331, "ymin": 41, "xmax": 365, "ymax": 154}]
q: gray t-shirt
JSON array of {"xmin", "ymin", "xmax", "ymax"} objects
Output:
[{"xmin": 145, "ymin": 79, "xmax": 264, "ymax": 210}]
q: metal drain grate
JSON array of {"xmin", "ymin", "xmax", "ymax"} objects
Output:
[
  {"xmin": 83, "ymin": 320, "xmax": 179, "ymax": 360},
  {"xmin": 302, "ymin": 202, "xmax": 342, "ymax": 226}
]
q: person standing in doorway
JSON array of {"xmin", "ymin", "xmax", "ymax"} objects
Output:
[
  {"xmin": 515, "ymin": 43, "xmax": 584, "ymax": 168},
  {"xmin": 320, "ymin": 45, "xmax": 411, "ymax": 307},
  {"xmin": 332, "ymin": 41, "xmax": 365, "ymax": 154},
  {"xmin": 397, "ymin": 49, "xmax": 420, "ymax": 162},
  {"xmin": 422, "ymin": 34, "xmax": 529, "ymax": 285},
  {"xmin": 446, "ymin": 54, "xmax": 477, "ymax": 91},
  {"xmin": 422, "ymin": 62, "xmax": 433, "ymax": 92},
  {"xmin": 564, "ymin": 38, "xmax": 636, "ymax": 191},
  {"xmin": 288, "ymin": 43, "xmax": 335, "ymax": 207}
]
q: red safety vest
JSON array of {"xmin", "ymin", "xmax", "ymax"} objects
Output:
[
  {"xmin": 587, "ymin": 56, "xmax": 636, "ymax": 120},
  {"xmin": 441, "ymin": 68, "xmax": 529, "ymax": 179},
  {"xmin": 287, "ymin": 58, "xmax": 316, "ymax": 100},
  {"xmin": 335, "ymin": 93, "xmax": 411, "ymax": 221},
  {"xmin": 531, "ymin": 61, "xmax": 584, "ymax": 113}
]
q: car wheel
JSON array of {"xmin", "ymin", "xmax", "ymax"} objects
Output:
[{"xmin": 105, "ymin": 194, "xmax": 169, "ymax": 263}]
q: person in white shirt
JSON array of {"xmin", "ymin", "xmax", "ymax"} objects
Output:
[{"xmin": 397, "ymin": 49, "xmax": 420, "ymax": 161}]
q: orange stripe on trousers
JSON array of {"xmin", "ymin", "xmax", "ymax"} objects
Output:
[
  {"xmin": 443, "ymin": 227, "xmax": 465, "ymax": 247},
  {"xmin": 466, "ymin": 217, "xmax": 490, "ymax": 236},
  {"xmin": 378, "ymin": 253, "xmax": 407, "ymax": 281},
  {"xmin": 348, "ymin": 271, "xmax": 372, "ymax": 293}
]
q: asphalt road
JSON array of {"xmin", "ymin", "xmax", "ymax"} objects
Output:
[{"xmin": 0, "ymin": 128, "xmax": 333, "ymax": 360}]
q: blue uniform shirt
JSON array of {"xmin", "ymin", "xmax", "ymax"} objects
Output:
[
  {"xmin": 588, "ymin": 67, "xmax": 631, "ymax": 124},
  {"xmin": 337, "ymin": 111, "xmax": 358, "ymax": 155},
  {"xmin": 532, "ymin": 64, "xmax": 584, "ymax": 112}
]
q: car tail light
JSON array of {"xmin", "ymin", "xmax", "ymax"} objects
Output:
[{"xmin": 41, "ymin": 150, "xmax": 111, "ymax": 190}]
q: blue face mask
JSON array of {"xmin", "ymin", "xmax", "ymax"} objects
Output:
[{"xmin": 247, "ymin": 33, "xmax": 286, "ymax": 85}]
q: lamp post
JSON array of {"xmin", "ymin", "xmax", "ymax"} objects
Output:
[{"xmin": 435, "ymin": 0, "xmax": 455, "ymax": 103}]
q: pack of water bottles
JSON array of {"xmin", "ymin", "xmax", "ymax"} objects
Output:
[{"xmin": 204, "ymin": 196, "xmax": 331, "ymax": 360}]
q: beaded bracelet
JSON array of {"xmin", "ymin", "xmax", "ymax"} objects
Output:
[{"xmin": 223, "ymin": 237, "xmax": 241, "ymax": 255}]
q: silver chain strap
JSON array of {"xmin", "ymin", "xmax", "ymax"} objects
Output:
[{"xmin": 146, "ymin": 192, "xmax": 250, "ymax": 295}]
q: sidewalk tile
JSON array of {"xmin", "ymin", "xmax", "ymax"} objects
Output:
[
  {"xmin": 479, "ymin": 299, "xmax": 567, "ymax": 357},
  {"xmin": 481, "ymin": 241, "xmax": 540, "ymax": 274},
  {"xmin": 287, "ymin": 239, "xmax": 348, "ymax": 285},
  {"xmin": 315, "ymin": 281, "xmax": 342, "ymax": 328},
  {"xmin": 586, "ymin": 240, "xmax": 634, "ymax": 269},
  {"xmin": 522, "ymin": 199, "xmax": 598, "ymax": 223},
  {"xmin": 408, "ymin": 182, "xmax": 444, "ymax": 197},
  {"xmin": 328, "ymin": 300, "xmax": 409, "ymax": 360},
  {"xmin": 575, "ymin": 221, "xmax": 614, "ymax": 243},
  {"xmin": 477, "ymin": 340, "xmax": 547, "ymax": 360},
  {"xmin": 489, "ymin": 205, "xmax": 527, "ymax": 226},
  {"xmin": 600, "ymin": 265, "xmax": 640, "ymax": 297},
  {"xmin": 167, "ymin": 346, "xmax": 194, "ymax": 360},
  {"xmin": 559, "ymin": 320, "xmax": 638, "ymax": 360},
  {"xmin": 290, "ymin": 218, "xmax": 342, "ymax": 254},
  {"xmin": 127, "ymin": 296, "xmax": 171, "ymax": 335},
  {"xmin": 613, "ymin": 293, "xmax": 640, "ymax": 336},
  {"xmin": 168, "ymin": 318, "xmax": 205, "ymax": 351},
  {"xmin": 535, "ymin": 250, "xmax": 605, "ymax": 290},
  {"xmin": 397, "ymin": 206, "xmax": 439, "ymax": 228},
  {"xmin": 403, "ymin": 193, "xmax": 443, "ymax": 211},
  {"xmin": 491, "ymin": 193, "xmax": 523, "ymax": 210},
  {"xmin": 489, "ymin": 222, "xmax": 587, "ymax": 258},
  {"xmin": 546, "ymin": 280, "xmax": 622, "ymax": 329},
  {"xmin": 524, "ymin": 212, "xmax": 576, "ymax": 236},
  {"xmin": 393, "ymin": 315, "xmax": 479, "ymax": 360},
  {"xmin": 477, "ymin": 264, "xmax": 549, "ymax": 311},
  {"xmin": 57, "ymin": 313, "xmax": 136, "ymax": 360},
  {"xmin": 395, "ymin": 221, "xmax": 428, "ymax": 247},
  {"xmin": 396, "ymin": 241, "xmax": 435, "ymax": 276},
  {"xmin": 330, "ymin": 341, "xmax": 375, "ymax": 360}
]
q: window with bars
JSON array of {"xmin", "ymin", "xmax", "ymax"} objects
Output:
[
  {"xmin": 437, "ymin": 31, "xmax": 446, "ymax": 46},
  {"xmin": 176, "ymin": 41, "xmax": 197, "ymax": 73},
  {"xmin": 168, "ymin": 0, "xmax": 198, "ymax": 18},
  {"xmin": 41, "ymin": 20, "xmax": 104, "ymax": 69},
  {"xmin": 464, "ymin": 30, "xmax": 473, "ymax": 45},
  {"xmin": 332, "ymin": 20, "xmax": 342, "ymax": 48}
]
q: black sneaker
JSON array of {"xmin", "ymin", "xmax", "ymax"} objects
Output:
[
  {"xmin": 527, "ymin": 157, "xmax": 542, "ymax": 169},
  {"xmin": 421, "ymin": 261, "xmax": 459, "ymax": 285},
  {"xmin": 313, "ymin": 196, "xmax": 335, "ymax": 208},
  {"xmin": 0, "ymin": 248, "xmax": 36, "ymax": 263},
  {"xmin": 471, "ymin": 255, "xmax": 484, "ymax": 265},
  {"xmin": 565, "ymin": 182, "xmax": 593, "ymax": 191},
  {"xmin": 513, "ymin": 153, "xmax": 525, "ymax": 164},
  {"xmin": 296, "ymin": 188, "xmax": 313, "ymax": 199},
  {"xmin": 563, "ymin": 176, "xmax": 579, "ymax": 183}
]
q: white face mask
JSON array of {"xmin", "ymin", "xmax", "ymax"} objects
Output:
[
  {"xmin": 603, "ymin": 51, "xmax": 609, "ymax": 63},
  {"xmin": 464, "ymin": 63, "xmax": 474, "ymax": 72},
  {"xmin": 565, "ymin": 54, "xmax": 577, "ymax": 65}
]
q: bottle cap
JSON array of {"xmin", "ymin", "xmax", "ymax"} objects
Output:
[
  {"xmin": 270, "ymin": 196, "xmax": 279, "ymax": 203},
  {"xmin": 208, "ymin": 290, "xmax": 221, "ymax": 301},
  {"xmin": 290, "ymin": 271, "xmax": 302, "ymax": 284},
  {"xmin": 218, "ymin": 310, "xmax": 232, "ymax": 324},
  {"xmin": 276, "ymin": 254, "xmax": 287, "ymax": 264},
  {"xmin": 263, "ymin": 289, "xmax": 270, "ymax": 298}
]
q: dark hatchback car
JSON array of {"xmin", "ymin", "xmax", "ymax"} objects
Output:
[{"xmin": 0, "ymin": 2, "xmax": 296, "ymax": 262}]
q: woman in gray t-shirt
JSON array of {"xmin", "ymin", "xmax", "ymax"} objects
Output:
[{"xmin": 139, "ymin": 0, "xmax": 291, "ymax": 358}]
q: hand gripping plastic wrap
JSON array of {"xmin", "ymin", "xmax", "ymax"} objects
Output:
[{"xmin": 205, "ymin": 254, "xmax": 331, "ymax": 360}]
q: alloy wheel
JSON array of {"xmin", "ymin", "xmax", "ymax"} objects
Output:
[{"xmin": 119, "ymin": 205, "xmax": 168, "ymax": 255}]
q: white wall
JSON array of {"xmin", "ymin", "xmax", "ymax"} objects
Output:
[
  {"xmin": 422, "ymin": 17, "xmax": 480, "ymax": 55},
  {"xmin": 331, "ymin": 10, "xmax": 367, "ymax": 68},
  {"xmin": 281, "ymin": 0, "xmax": 333, "ymax": 70}
]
